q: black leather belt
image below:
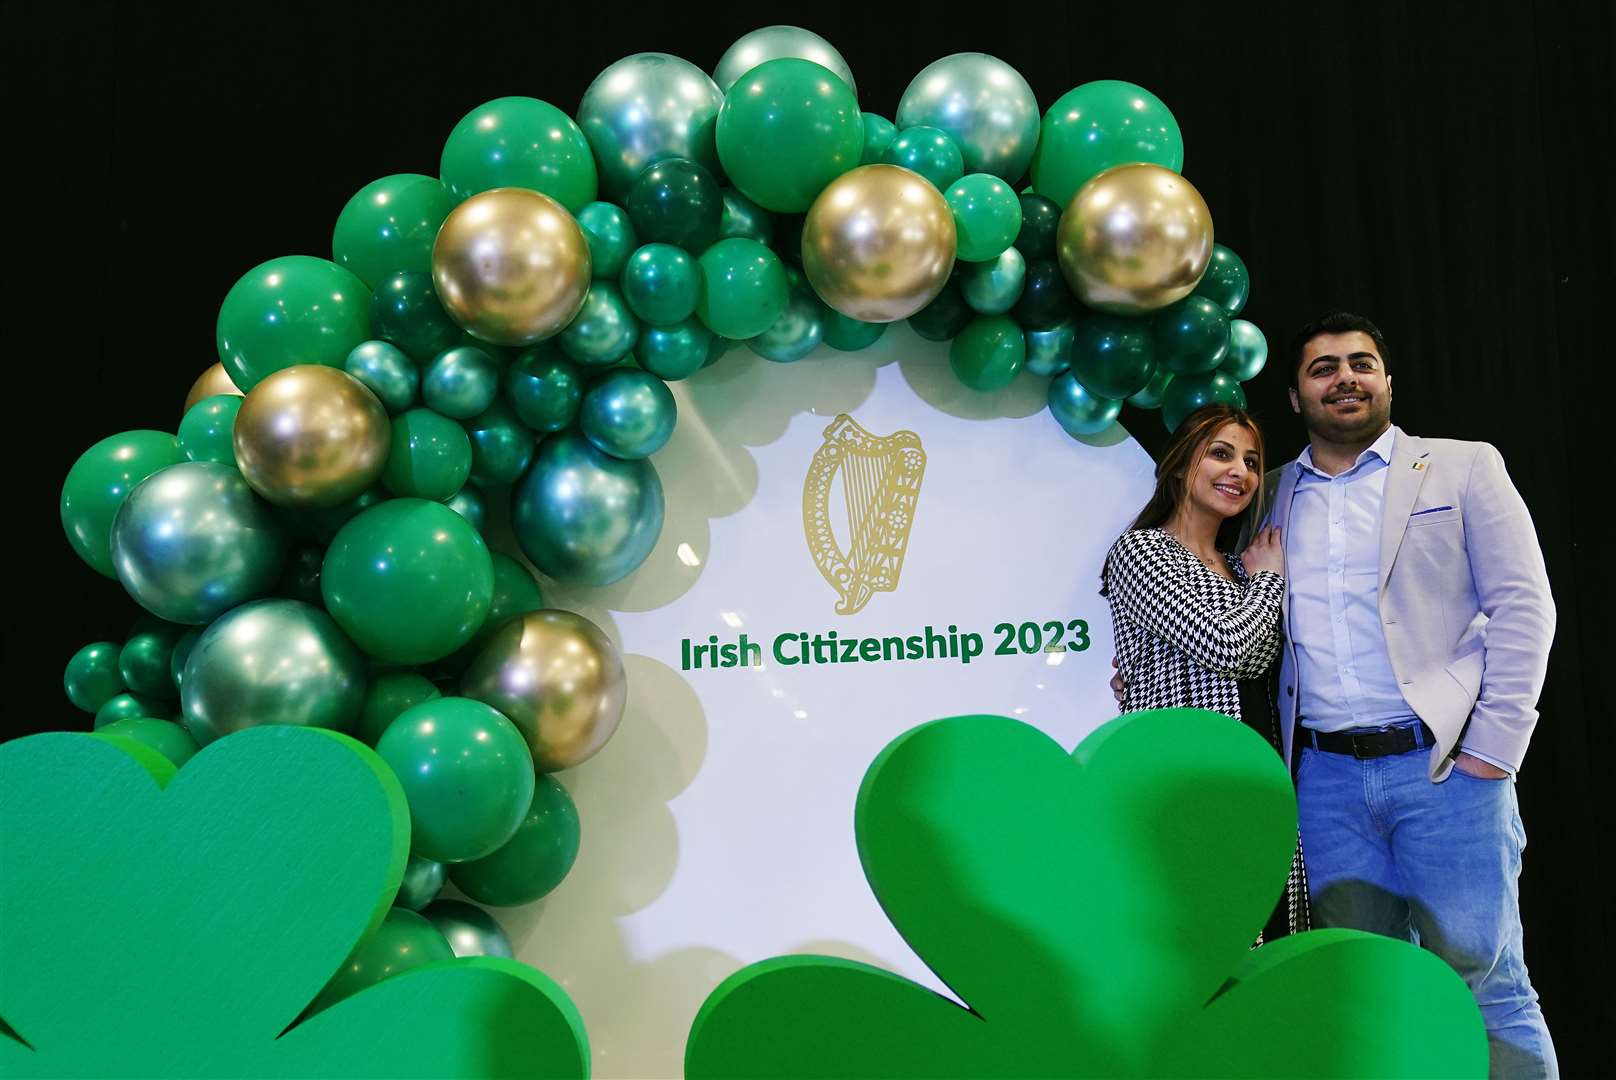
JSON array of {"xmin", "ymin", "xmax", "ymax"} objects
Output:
[{"xmin": 1302, "ymin": 722, "xmax": 1434, "ymax": 759}]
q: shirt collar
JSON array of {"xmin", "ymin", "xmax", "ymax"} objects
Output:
[{"xmin": 1295, "ymin": 425, "xmax": 1396, "ymax": 479}]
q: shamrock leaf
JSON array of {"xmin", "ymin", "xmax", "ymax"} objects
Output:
[
  {"xmin": 686, "ymin": 710, "xmax": 1486, "ymax": 1078},
  {"xmin": 0, "ymin": 725, "xmax": 587, "ymax": 1078}
]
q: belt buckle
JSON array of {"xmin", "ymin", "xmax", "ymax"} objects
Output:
[{"xmin": 1350, "ymin": 732, "xmax": 1377, "ymax": 759}]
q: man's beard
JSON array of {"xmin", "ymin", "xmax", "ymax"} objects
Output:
[{"xmin": 1301, "ymin": 392, "xmax": 1392, "ymax": 442}]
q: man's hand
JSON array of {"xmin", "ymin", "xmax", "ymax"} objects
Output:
[
  {"xmin": 1452, "ymin": 751, "xmax": 1509, "ymax": 780},
  {"xmin": 1110, "ymin": 656, "xmax": 1125, "ymax": 707}
]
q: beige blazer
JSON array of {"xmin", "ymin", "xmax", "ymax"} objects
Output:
[{"xmin": 1262, "ymin": 428, "xmax": 1555, "ymax": 780}]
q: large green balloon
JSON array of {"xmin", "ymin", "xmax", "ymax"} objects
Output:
[
  {"xmin": 637, "ymin": 317, "xmax": 714, "ymax": 380},
  {"xmin": 322, "ymin": 499, "xmax": 494, "ymax": 664},
  {"xmin": 946, "ymin": 174, "xmax": 1022, "ymax": 263},
  {"xmin": 439, "ymin": 97, "xmax": 597, "ymax": 211},
  {"xmin": 625, "ymin": 158, "xmax": 723, "ymax": 254},
  {"xmin": 1162, "ymin": 370, "xmax": 1246, "ymax": 432},
  {"xmin": 1193, "ymin": 243, "xmax": 1251, "ymax": 315},
  {"xmin": 696, "ymin": 238, "xmax": 789, "ymax": 339},
  {"xmin": 559, "ymin": 281, "xmax": 640, "ymax": 367},
  {"xmin": 511, "ymin": 434, "xmax": 664, "ymax": 586},
  {"xmin": 1221, "ymin": 319, "xmax": 1269, "ymax": 381},
  {"xmin": 64, "ymin": 642, "xmax": 126, "ymax": 713},
  {"xmin": 1071, "ymin": 314, "xmax": 1159, "ymax": 400},
  {"xmin": 1049, "ymin": 372, "xmax": 1124, "ymax": 437},
  {"xmin": 377, "ymin": 696, "xmax": 535, "ymax": 864},
  {"xmin": 1153, "ymin": 295, "xmax": 1231, "ymax": 375},
  {"xmin": 950, "ymin": 316, "xmax": 1025, "ymax": 391},
  {"xmin": 622, "ymin": 244, "xmax": 701, "ymax": 326},
  {"xmin": 717, "ymin": 58, "xmax": 863, "ymax": 213},
  {"xmin": 331, "ymin": 174, "xmax": 454, "ymax": 288},
  {"xmin": 344, "ymin": 341, "xmax": 419, "ymax": 414},
  {"xmin": 451, "ymin": 777, "xmax": 581, "ymax": 906},
  {"xmin": 383, "ymin": 408, "xmax": 472, "ymax": 501},
  {"xmin": 306, "ymin": 908, "xmax": 454, "ymax": 1016},
  {"xmin": 99, "ymin": 717, "xmax": 200, "ymax": 769},
  {"xmin": 580, "ymin": 369, "xmax": 677, "ymax": 459},
  {"xmin": 61, "ymin": 430, "xmax": 186, "ymax": 578},
  {"xmin": 575, "ymin": 202, "xmax": 639, "ymax": 280},
  {"xmin": 370, "ymin": 271, "xmax": 463, "ymax": 362},
  {"xmin": 463, "ymin": 401, "xmax": 536, "ymax": 487},
  {"xmin": 216, "ymin": 256, "xmax": 373, "ymax": 391},
  {"xmin": 1029, "ymin": 80, "xmax": 1184, "ymax": 210},
  {"xmin": 178, "ymin": 395, "xmax": 241, "ymax": 466},
  {"xmin": 422, "ymin": 346, "xmax": 500, "ymax": 419},
  {"xmin": 506, "ymin": 347, "xmax": 584, "ymax": 432},
  {"xmin": 881, "ymin": 126, "xmax": 965, "ymax": 191}
]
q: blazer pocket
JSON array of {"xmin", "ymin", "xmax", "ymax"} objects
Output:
[{"xmin": 1408, "ymin": 508, "xmax": 1461, "ymax": 527}]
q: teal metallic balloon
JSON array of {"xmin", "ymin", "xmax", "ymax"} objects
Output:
[
  {"xmin": 451, "ymin": 776, "xmax": 580, "ymax": 906},
  {"xmin": 506, "ymin": 347, "xmax": 584, "ymax": 432},
  {"xmin": 637, "ymin": 317, "xmax": 713, "ymax": 380},
  {"xmin": 720, "ymin": 187, "xmax": 775, "ymax": 244},
  {"xmin": 695, "ymin": 238, "xmax": 789, "ymax": 339},
  {"xmin": 959, "ymin": 247, "xmax": 1026, "ymax": 315},
  {"xmin": 575, "ymin": 202, "xmax": 638, "ymax": 280},
  {"xmin": 860, "ymin": 112, "xmax": 898, "ymax": 165},
  {"xmin": 464, "ymin": 400, "xmax": 537, "ymax": 486},
  {"xmin": 717, "ymin": 58, "xmax": 863, "ymax": 213},
  {"xmin": 1221, "ymin": 319, "xmax": 1269, "ymax": 381},
  {"xmin": 99, "ymin": 717, "xmax": 200, "ymax": 769},
  {"xmin": 322, "ymin": 499, "xmax": 494, "ymax": 664},
  {"xmin": 178, "ymin": 395, "xmax": 241, "ymax": 465},
  {"xmin": 61, "ymin": 430, "xmax": 186, "ymax": 578},
  {"xmin": 559, "ymin": 281, "xmax": 640, "ymax": 367},
  {"xmin": 377, "ymin": 696, "xmax": 535, "ymax": 864},
  {"xmin": 511, "ymin": 434, "xmax": 664, "ymax": 586},
  {"xmin": 396, "ymin": 855, "xmax": 448, "ymax": 911},
  {"xmin": 422, "ymin": 899, "xmax": 513, "ymax": 959},
  {"xmin": 950, "ymin": 315, "xmax": 1025, "ymax": 391},
  {"xmin": 946, "ymin": 174, "xmax": 1022, "ymax": 262},
  {"xmin": 422, "ymin": 346, "xmax": 500, "ymax": 419},
  {"xmin": 169, "ymin": 628, "xmax": 200, "ymax": 693},
  {"xmin": 371, "ymin": 271, "xmax": 463, "ymax": 362},
  {"xmin": 1029, "ymin": 80, "xmax": 1184, "ymax": 210},
  {"xmin": 1049, "ymin": 371, "xmax": 1123, "ymax": 437},
  {"xmin": 1014, "ymin": 193, "xmax": 1062, "ymax": 259},
  {"xmin": 93, "ymin": 693, "xmax": 170, "ymax": 729},
  {"xmin": 822, "ymin": 309, "xmax": 886, "ymax": 351},
  {"xmin": 179, "ymin": 599, "xmax": 366, "ymax": 746},
  {"xmin": 443, "ymin": 485, "xmax": 487, "ymax": 532},
  {"xmin": 344, "ymin": 341, "xmax": 419, "ymax": 414},
  {"xmin": 332, "ymin": 174, "xmax": 454, "ymax": 288},
  {"xmin": 110, "ymin": 462, "xmax": 285, "ymax": 625},
  {"xmin": 1193, "ymin": 243, "xmax": 1251, "ymax": 315},
  {"xmin": 119, "ymin": 630, "xmax": 181, "ymax": 699},
  {"xmin": 749, "ymin": 288, "xmax": 824, "ymax": 363},
  {"xmin": 355, "ymin": 671, "xmax": 442, "ymax": 747},
  {"xmin": 1162, "ymin": 370, "xmax": 1245, "ymax": 432},
  {"xmin": 577, "ymin": 53, "xmax": 725, "ymax": 200},
  {"xmin": 308, "ymin": 909, "xmax": 454, "ymax": 1016},
  {"xmin": 881, "ymin": 126, "xmax": 965, "ymax": 191},
  {"xmin": 1071, "ymin": 314, "xmax": 1159, "ymax": 399},
  {"xmin": 580, "ymin": 369, "xmax": 677, "ymax": 459},
  {"xmin": 1024, "ymin": 320, "xmax": 1075, "ymax": 377},
  {"xmin": 440, "ymin": 97, "xmax": 597, "ymax": 211},
  {"xmin": 713, "ymin": 25, "xmax": 857, "ymax": 96},
  {"xmin": 625, "ymin": 158, "xmax": 723, "ymax": 254},
  {"xmin": 621, "ymin": 244, "xmax": 701, "ymax": 326},
  {"xmin": 908, "ymin": 279, "xmax": 973, "ymax": 341},
  {"xmin": 1129, "ymin": 368, "xmax": 1173, "ymax": 410},
  {"xmin": 216, "ymin": 255, "xmax": 373, "ymax": 391},
  {"xmin": 896, "ymin": 53, "xmax": 1041, "ymax": 181},
  {"xmin": 383, "ymin": 408, "xmax": 472, "ymax": 500},
  {"xmin": 1153, "ymin": 295, "xmax": 1231, "ymax": 375},
  {"xmin": 65, "ymin": 642, "xmax": 126, "ymax": 713}
]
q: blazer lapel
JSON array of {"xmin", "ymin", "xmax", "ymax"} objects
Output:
[{"xmin": 1379, "ymin": 428, "xmax": 1431, "ymax": 591}]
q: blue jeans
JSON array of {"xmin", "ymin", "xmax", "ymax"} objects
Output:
[{"xmin": 1296, "ymin": 739, "xmax": 1557, "ymax": 1079}]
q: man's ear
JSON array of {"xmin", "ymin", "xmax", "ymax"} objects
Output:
[{"xmin": 1288, "ymin": 387, "xmax": 1300, "ymax": 414}]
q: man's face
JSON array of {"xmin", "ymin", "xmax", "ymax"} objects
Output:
[{"xmin": 1289, "ymin": 331, "xmax": 1393, "ymax": 442}]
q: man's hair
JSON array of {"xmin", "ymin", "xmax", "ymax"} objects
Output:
[{"xmin": 1288, "ymin": 312, "xmax": 1390, "ymax": 386}]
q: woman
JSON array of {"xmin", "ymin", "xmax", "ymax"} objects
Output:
[{"xmin": 1101, "ymin": 403, "xmax": 1308, "ymax": 941}]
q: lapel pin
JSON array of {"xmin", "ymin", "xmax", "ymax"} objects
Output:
[{"xmin": 1411, "ymin": 461, "xmax": 1427, "ymax": 471}]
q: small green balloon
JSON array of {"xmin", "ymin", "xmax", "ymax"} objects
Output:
[
  {"xmin": 1221, "ymin": 319, "xmax": 1269, "ymax": 381},
  {"xmin": 960, "ymin": 247, "xmax": 1026, "ymax": 315},
  {"xmin": 560, "ymin": 281, "xmax": 640, "ymax": 367},
  {"xmin": 442, "ymin": 485, "xmax": 487, "ymax": 532},
  {"xmin": 882, "ymin": 126, "xmax": 965, "ymax": 191},
  {"xmin": 307, "ymin": 909, "xmax": 454, "ymax": 1016},
  {"xmin": 169, "ymin": 628, "xmax": 201, "ymax": 693},
  {"xmin": 950, "ymin": 316, "xmax": 1026, "ymax": 391},
  {"xmin": 580, "ymin": 369, "xmax": 677, "ymax": 459},
  {"xmin": 422, "ymin": 346, "xmax": 500, "ymax": 419},
  {"xmin": 276, "ymin": 546, "xmax": 324, "ymax": 607},
  {"xmin": 946, "ymin": 174, "xmax": 1022, "ymax": 262},
  {"xmin": 94, "ymin": 693, "xmax": 170, "ymax": 730},
  {"xmin": 576, "ymin": 202, "xmax": 638, "ymax": 280},
  {"xmin": 1024, "ymin": 321, "xmax": 1075, "ymax": 377},
  {"xmin": 1014, "ymin": 193, "xmax": 1063, "ymax": 259},
  {"xmin": 383, "ymin": 409, "xmax": 473, "ymax": 501},
  {"xmin": 296, "ymin": 485, "xmax": 388, "ymax": 544},
  {"xmin": 720, "ymin": 187, "xmax": 774, "ymax": 244},
  {"xmin": 696, "ymin": 238, "xmax": 789, "ymax": 339},
  {"xmin": 99, "ymin": 717, "xmax": 200, "ymax": 769},
  {"xmin": 65, "ymin": 642, "xmax": 126, "ymax": 713},
  {"xmin": 371, "ymin": 271, "xmax": 463, "ymax": 362},
  {"xmin": 1162, "ymin": 370, "xmax": 1245, "ymax": 432},
  {"xmin": 396, "ymin": 855, "xmax": 448, "ymax": 911},
  {"xmin": 440, "ymin": 96, "xmax": 597, "ymax": 211},
  {"xmin": 331, "ymin": 174, "xmax": 454, "ymax": 288},
  {"xmin": 1049, "ymin": 371, "xmax": 1123, "ymax": 437},
  {"xmin": 506, "ymin": 347, "xmax": 584, "ymax": 432},
  {"xmin": 1029, "ymin": 80, "xmax": 1184, "ymax": 210},
  {"xmin": 463, "ymin": 400, "xmax": 537, "ymax": 487},
  {"xmin": 377, "ymin": 696, "xmax": 535, "ymax": 864},
  {"xmin": 1072, "ymin": 314, "xmax": 1160, "ymax": 400},
  {"xmin": 625, "ymin": 158, "xmax": 723, "ymax": 254},
  {"xmin": 621, "ymin": 244, "xmax": 701, "ymax": 326},
  {"xmin": 178, "ymin": 396, "xmax": 241, "ymax": 465},
  {"xmin": 749, "ymin": 289, "xmax": 823, "ymax": 363},
  {"xmin": 859, "ymin": 112, "xmax": 898, "ymax": 165},
  {"xmin": 1154, "ymin": 295, "xmax": 1231, "ymax": 375},
  {"xmin": 637, "ymin": 317, "xmax": 714, "ymax": 380},
  {"xmin": 119, "ymin": 630, "xmax": 182, "ymax": 699},
  {"xmin": 1129, "ymin": 367, "xmax": 1173, "ymax": 410},
  {"xmin": 344, "ymin": 341, "xmax": 419, "ymax": 414},
  {"xmin": 717, "ymin": 58, "xmax": 863, "ymax": 213},
  {"xmin": 822, "ymin": 310, "xmax": 887, "ymax": 352},
  {"xmin": 705, "ymin": 334, "xmax": 736, "ymax": 367},
  {"xmin": 216, "ymin": 255, "xmax": 373, "ymax": 391},
  {"xmin": 908, "ymin": 279, "xmax": 973, "ymax": 342},
  {"xmin": 1193, "ymin": 243, "xmax": 1251, "ymax": 316},
  {"xmin": 355, "ymin": 671, "xmax": 442, "ymax": 747},
  {"xmin": 1013, "ymin": 258, "xmax": 1076, "ymax": 331},
  {"xmin": 451, "ymin": 776, "xmax": 581, "ymax": 906},
  {"xmin": 448, "ymin": 552, "xmax": 546, "ymax": 670},
  {"xmin": 61, "ymin": 430, "xmax": 186, "ymax": 578}
]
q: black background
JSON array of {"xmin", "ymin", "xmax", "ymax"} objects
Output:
[{"xmin": 11, "ymin": 0, "xmax": 1613, "ymax": 1066}]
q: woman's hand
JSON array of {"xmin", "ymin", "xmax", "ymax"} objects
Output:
[{"xmin": 1241, "ymin": 525, "xmax": 1285, "ymax": 578}]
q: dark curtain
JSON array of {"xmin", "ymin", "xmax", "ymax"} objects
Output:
[{"xmin": 11, "ymin": 0, "xmax": 1611, "ymax": 1065}]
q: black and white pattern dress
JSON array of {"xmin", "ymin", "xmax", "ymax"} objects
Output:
[{"xmin": 1101, "ymin": 527, "xmax": 1311, "ymax": 939}]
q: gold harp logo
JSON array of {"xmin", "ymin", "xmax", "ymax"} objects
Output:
[{"xmin": 803, "ymin": 414, "xmax": 926, "ymax": 616}]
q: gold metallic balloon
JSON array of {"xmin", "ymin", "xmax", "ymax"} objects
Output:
[
  {"xmin": 801, "ymin": 164, "xmax": 956, "ymax": 323},
  {"xmin": 233, "ymin": 365, "xmax": 390, "ymax": 508},
  {"xmin": 432, "ymin": 187, "xmax": 592, "ymax": 346},
  {"xmin": 460, "ymin": 610, "xmax": 626, "ymax": 772},
  {"xmin": 183, "ymin": 362, "xmax": 243, "ymax": 414},
  {"xmin": 1056, "ymin": 163, "xmax": 1214, "ymax": 315}
]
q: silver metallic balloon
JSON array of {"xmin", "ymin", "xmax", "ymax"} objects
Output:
[
  {"xmin": 110, "ymin": 462, "xmax": 285, "ymax": 625},
  {"xmin": 422, "ymin": 899, "xmax": 513, "ymax": 958},
  {"xmin": 395, "ymin": 854, "xmax": 447, "ymax": 911},
  {"xmin": 180, "ymin": 599, "xmax": 366, "ymax": 746},
  {"xmin": 577, "ymin": 53, "xmax": 725, "ymax": 199},
  {"xmin": 713, "ymin": 25, "xmax": 856, "ymax": 96},
  {"xmin": 1025, "ymin": 320, "xmax": 1075, "ymax": 377},
  {"xmin": 896, "ymin": 53, "xmax": 1041, "ymax": 181},
  {"xmin": 510, "ymin": 433, "xmax": 664, "ymax": 586}
]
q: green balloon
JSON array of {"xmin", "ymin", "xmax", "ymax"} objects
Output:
[
  {"xmin": 622, "ymin": 244, "xmax": 701, "ymax": 326},
  {"xmin": 322, "ymin": 499, "xmax": 494, "ymax": 664},
  {"xmin": 716, "ymin": 58, "xmax": 863, "ymax": 212},
  {"xmin": 99, "ymin": 717, "xmax": 200, "ymax": 769},
  {"xmin": 422, "ymin": 346, "xmax": 500, "ymax": 419},
  {"xmin": 119, "ymin": 630, "xmax": 181, "ymax": 699},
  {"xmin": 1193, "ymin": 243, "xmax": 1251, "ymax": 316},
  {"xmin": 355, "ymin": 671, "xmax": 442, "ymax": 747},
  {"xmin": 637, "ymin": 317, "xmax": 714, "ymax": 380},
  {"xmin": 506, "ymin": 347, "xmax": 584, "ymax": 432},
  {"xmin": 720, "ymin": 187, "xmax": 775, "ymax": 244},
  {"xmin": 331, "ymin": 174, "xmax": 453, "ymax": 288},
  {"xmin": 580, "ymin": 368, "xmax": 677, "ymax": 459},
  {"xmin": 860, "ymin": 112, "xmax": 898, "ymax": 164},
  {"xmin": 749, "ymin": 289, "xmax": 824, "ymax": 363},
  {"xmin": 950, "ymin": 316, "xmax": 1026, "ymax": 391},
  {"xmin": 451, "ymin": 776, "xmax": 581, "ymax": 906},
  {"xmin": 705, "ymin": 333, "xmax": 736, "ymax": 367},
  {"xmin": 625, "ymin": 158, "xmax": 723, "ymax": 254},
  {"xmin": 168, "ymin": 628, "xmax": 201, "ymax": 693},
  {"xmin": 216, "ymin": 256, "xmax": 373, "ymax": 391},
  {"xmin": 449, "ymin": 552, "xmax": 546, "ymax": 669},
  {"xmin": 1072, "ymin": 314, "xmax": 1159, "ymax": 400},
  {"xmin": 1129, "ymin": 368, "xmax": 1173, "ymax": 410},
  {"xmin": 946, "ymin": 174, "xmax": 1022, "ymax": 262},
  {"xmin": 696, "ymin": 238, "xmax": 789, "ymax": 339},
  {"xmin": 307, "ymin": 908, "xmax": 454, "ymax": 1016},
  {"xmin": 443, "ymin": 485, "xmax": 487, "ymax": 532},
  {"xmin": 383, "ymin": 408, "xmax": 472, "ymax": 501},
  {"xmin": 1154, "ymin": 295, "xmax": 1231, "ymax": 375},
  {"xmin": 178, "ymin": 396, "xmax": 241, "ymax": 466},
  {"xmin": 61, "ymin": 430, "xmax": 185, "ymax": 578},
  {"xmin": 344, "ymin": 340, "xmax": 419, "ymax": 413},
  {"xmin": 1049, "ymin": 372, "xmax": 1124, "ymax": 437},
  {"xmin": 1029, "ymin": 80, "xmax": 1184, "ymax": 210},
  {"xmin": 959, "ymin": 248, "xmax": 1026, "ymax": 315},
  {"xmin": 575, "ymin": 202, "xmax": 638, "ymax": 280},
  {"xmin": 511, "ymin": 434, "xmax": 664, "ymax": 586},
  {"xmin": 396, "ymin": 855, "xmax": 448, "ymax": 911},
  {"xmin": 295, "ymin": 485, "xmax": 388, "ymax": 545},
  {"xmin": 1024, "ymin": 321, "xmax": 1075, "ymax": 377},
  {"xmin": 1012, "ymin": 259, "xmax": 1076, "ymax": 331},
  {"xmin": 908, "ymin": 279, "xmax": 973, "ymax": 341},
  {"xmin": 464, "ymin": 400, "xmax": 537, "ymax": 487},
  {"xmin": 822, "ymin": 310, "xmax": 887, "ymax": 352},
  {"xmin": 1014, "ymin": 193, "xmax": 1063, "ymax": 259},
  {"xmin": 559, "ymin": 281, "xmax": 640, "ymax": 366},
  {"xmin": 370, "ymin": 271, "xmax": 463, "ymax": 362},
  {"xmin": 377, "ymin": 697, "xmax": 535, "ymax": 864},
  {"xmin": 65, "ymin": 642, "xmax": 126, "ymax": 713},
  {"xmin": 94, "ymin": 693, "xmax": 170, "ymax": 730},
  {"xmin": 1163, "ymin": 370, "xmax": 1245, "ymax": 432},
  {"xmin": 1221, "ymin": 319, "xmax": 1269, "ymax": 381},
  {"xmin": 439, "ymin": 97, "xmax": 597, "ymax": 211},
  {"xmin": 881, "ymin": 126, "xmax": 965, "ymax": 191}
]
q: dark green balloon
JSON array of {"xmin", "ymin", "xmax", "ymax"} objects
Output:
[
  {"xmin": 451, "ymin": 552, "xmax": 546, "ymax": 667},
  {"xmin": 1221, "ymin": 319, "xmax": 1269, "ymax": 381},
  {"xmin": 1162, "ymin": 370, "xmax": 1245, "ymax": 432},
  {"xmin": 637, "ymin": 317, "xmax": 713, "ymax": 380},
  {"xmin": 332, "ymin": 174, "xmax": 454, "ymax": 288},
  {"xmin": 695, "ymin": 238, "xmax": 789, "ymax": 339},
  {"xmin": 950, "ymin": 316, "xmax": 1026, "ymax": 391},
  {"xmin": 464, "ymin": 400, "xmax": 537, "ymax": 487},
  {"xmin": 506, "ymin": 347, "xmax": 584, "ymax": 432},
  {"xmin": 908, "ymin": 279, "xmax": 973, "ymax": 341},
  {"xmin": 120, "ymin": 630, "xmax": 182, "ymax": 699},
  {"xmin": 822, "ymin": 310, "xmax": 887, "ymax": 351},
  {"xmin": 355, "ymin": 671, "xmax": 442, "ymax": 747},
  {"xmin": 960, "ymin": 247, "xmax": 1025, "ymax": 315},
  {"xmin": 383, "ymin": 409, "xmax": 473, "ymax": 501},
  {"xmin": 705, "ymin": 334, "xmax": 736, "ymax": 367},
  {"xmin": 1013, "ymin": 258, "xmax": 1075, "ymax": 330},
  {"xmin": 576, "ymin": 202, "xmax": 638, "ymax": 280},
  {"xmin": 1129, "ymin": 368, "xmax": 1173, "ymax": 410},
  {"xmin": 295, "ymin": 485, "xmax": 389, "ymax": 545},
  {"xmin": 882, "ymin": 126, "xmax": 965, "ymax": 191},
  {"xmin": 1014, "ymin": 194, "xmax": 1063, "ymax": 259},
  {"xmin": 61, "ymin": 430, "xmax": 186, "ymax": 578},
  {"xmin": 371, "ymin": 271, "xmax": 463, "ymax": 362},
  {"xmin": 1192, "ymin": 243, "xmax": 1251, "ymax": 316},
  {"xmin": 423, "ymin": 346, "xmax": 501, "ymax": 419},
  {"xmin": 216, "ymin": 256, "xmax": 372, "ymax": 391},
  {"xmin": 1049, "ymin": 372, "xmax": 1123, "ymax": 437},
  {"xmin": 774, "ymin": 214, "xmax": 806, "ymax": 266},
  {"xmin": 443, "ymin": 485, "xmax": 487, "ymax": 532},
  {"xmin": 720, "ymin": 187, "xmax": 774, "ymax": 244},
  {"xmin": 344, "ymin": 340, "xmax": 419, "ymax": 414},
  {"xmin": 511, "ymin": 434, "xmax": 664, "ymax": 586},
  {"xmin": 1154, "ymin": 295, "xmax": 1231, "ymax": 375},
  {"xmin": 1071, "ymin": 314, "xmax": 1159, "ymax": 400},
  {"xmin": 860, "ymin": 112, "xmax": 898, "ymax": 164},
  {"xmin": 94, "ymin": 693, "xmax": 170, "ymax": 730},
  {"xmin": 307, "ymin": 909, "xmax": 454, "ymax": 1016},
  {"xmin": 621, "ymin": 244, "xmax": 701, "ymax": 326},
  {"xmin": 625, "ymin": 158, "xmax": 723, "ymax": 254},
  {"xmin": 748, "ymin": 289, "xmax": 823, "ymax": 363},
  {"xmin": 440, "ymin": 97, "xmax": 597, "ymax": 211},
  {"xmin": 276, "ymin": 545, "xmax": 325, "ymax": 607},
  {"xmin": 560, "ymin": 281, "xmax": 640, "ymax": 367},
  {"xmin": 178, "ymin": 395, "xmax": 241, "ymax": 466},
  {"xmin": 1024, "ymin": 321, "xmax": 1075, "ymax": 378},
  {"xmin": 716, "ymin": 58, "xmax": 863, "ymax": 213},
  {"xmin": 451, "ymin": 776, "xmax": 581, "ymax": 906},
  {"xmin": 65, "ymin": 642, "xmax": 126, "ymax": 713},
  {"xmin": 580, "ymin": 369, "xmax": 677, "ymax": 459}
]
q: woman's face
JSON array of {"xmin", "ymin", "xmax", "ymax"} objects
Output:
[{"xmin": 1183, "ymin": 422, "xmax": 1261, "ymax": 520}]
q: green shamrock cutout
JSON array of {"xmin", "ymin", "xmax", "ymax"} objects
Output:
[
  {"xmin": 0, "ymin": 725, "xmax": 587, "ymax": 1078},
  {"xmin": 686, "ymin": 710, "xmax": 1486, "ymax": 1078}
]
